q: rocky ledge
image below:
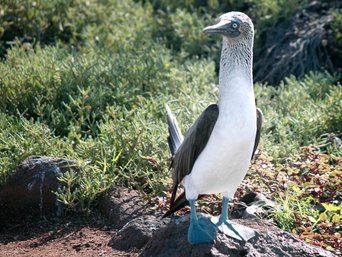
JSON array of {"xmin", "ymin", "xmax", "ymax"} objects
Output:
[{"xmin": 0, "ymin": 156, "xmax": 338, "ymax": 257}]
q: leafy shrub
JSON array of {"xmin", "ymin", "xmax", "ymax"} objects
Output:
[
  {"xmin": 0, "ymin": 0, "xmax": 78, "ymax": 57},
  {"xmin": 255, "ymin": 72, "xmax": 341, "ymax": 157},
  {"xmin": 0, "ymin": 32, "xmax": 217, "ymax": 197},
  {"xmin": 0, "ymin": 40, "xmax": 216, "ymax": 135},
  {"xmin": 248, "ymin": 145, "xmax": 341, "ymax": 253},
  {"xmin": 0, "ymin": 113, "xmax": 73, "ymax": 185},
  {"xmin": 0, "ymin": 0, "xmax": 154, "ymax": 57},
  {"xmin": 54, "ymin": 164, "xmax": 113, "ymax": 213}
]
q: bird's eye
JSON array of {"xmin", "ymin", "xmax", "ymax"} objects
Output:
[{"xmin": 232, "ymin": 22, "xmax": 238, "ymax": 29}]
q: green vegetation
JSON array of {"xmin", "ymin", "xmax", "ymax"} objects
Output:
[
  {"xmin": 0, "ymin": 0, "xmax": 341, "ymax": 253},
  {"xmin": 256, "ymin": 73, "xmax": 341, "ymax": 158},
  {"xmin": 248, "ymin": 146, "xmax": 341, "ymax": 252}
]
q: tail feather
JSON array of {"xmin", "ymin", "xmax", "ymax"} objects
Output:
[
  {"xmin": 163, "ymin": 192, "xmax": 188, "ymax": 218},
  {"xmin": 165, "ymin": 104, "xmax": 183, "ymax": 155},
  {"xmin": 164, "ymin": 104, "xmax": 189, "ymax": 218},
  {"xmin": 163, "ymin": 193, "xmax": 205, "ymax": 218}
]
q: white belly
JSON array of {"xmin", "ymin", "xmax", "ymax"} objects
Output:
[{"xmin": 184, "ymin": 110, "xmax": 256, "ymax": 200}]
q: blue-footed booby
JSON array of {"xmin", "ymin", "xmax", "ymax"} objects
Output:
[{"xmin": 163, "ymin": 12, "xmax": 263, "ymax": 245}]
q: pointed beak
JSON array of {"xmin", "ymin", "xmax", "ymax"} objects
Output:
[{"xmin": 203, "ymin": 19, "xmax": 232, "ymax": 35}]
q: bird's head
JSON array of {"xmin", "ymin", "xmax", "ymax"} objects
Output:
[{"xmin": 203, "ymin": 12, "xmax": 254, "ymax": 43}]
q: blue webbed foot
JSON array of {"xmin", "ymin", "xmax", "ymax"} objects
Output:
[
  {"xmin": 188, "ymin": 215, "xmax": 217, "ymax": 244},
  {"xmin": 212, "ymin": 216, "xmax": 255, "ymax": 241},
  {"xmin": 212, "ymin": 197, "xmax": 256, "ymax": 241}
]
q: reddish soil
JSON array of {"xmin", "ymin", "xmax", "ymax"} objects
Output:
[{"xmin": 0, "ymin": 212, "xmax": 140, "ymax": 257}]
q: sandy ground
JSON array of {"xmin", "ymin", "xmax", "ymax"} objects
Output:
[{"xmin": 0, "ymin": 212, "xmax": 140, "ymax": 257}]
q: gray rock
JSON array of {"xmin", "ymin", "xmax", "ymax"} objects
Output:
[
  {"xmin": 98, "ymin": 186, "xmax": 153, "ymax": 229},
  {"xmin": 140, "ymin": 217, "xmax": 337, "ymax": 257},
  {"xmin": 231, "ymin": 192, "xmax": 275, "ymax": 219},
  {"xmin": 110, "ymin": 215, "xmax": 169, "ymax": 250},
  {"xmin": 0, "ymin": 156, "xmax": 80, "ymax": 223},
  {"xmin": 100, "ymin": 188, "xmax": 336, "ymax": 256}
]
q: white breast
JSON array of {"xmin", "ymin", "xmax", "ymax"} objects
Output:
[{"xmin": 184, "ymin": 73, "xmax": 256, "ymax": 200}]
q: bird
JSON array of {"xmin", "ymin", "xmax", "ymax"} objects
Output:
[{"xmin": 163, "ymin": 11, "xmax": 263, "ymax": 245}]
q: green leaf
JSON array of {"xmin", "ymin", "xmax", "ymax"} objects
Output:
[{"xmin": 322, "ymin": 203, "xmax": 342, "ymax": 212}]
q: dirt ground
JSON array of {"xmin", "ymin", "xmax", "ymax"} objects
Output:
[{"xmin": 0, "ymin": 212, "xmax": 140, "ymax": 257}]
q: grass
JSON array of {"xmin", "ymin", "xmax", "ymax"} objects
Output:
[
  {"xmin": 255, "ymin": 72, "xmax": 341, "ymax": 158},
  {"xmin": 0, "ymin": 0, "xmax": 341, "ymax": 253}
]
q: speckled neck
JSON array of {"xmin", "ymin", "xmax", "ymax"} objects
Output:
[{"xmin": 218, "ymin": 38, "xmax": 254, "ymax": 115}]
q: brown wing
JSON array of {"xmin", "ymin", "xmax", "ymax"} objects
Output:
[
  {"xmin": 170, "ymin": 104, "xmax": 219, "ymax": 206},
  {"xmin": 251, "ymin": 108, "xmax": 263, "ymax": 159}
]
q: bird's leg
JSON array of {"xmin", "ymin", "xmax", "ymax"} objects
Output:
[
  {"xmin": 218, "ymin": 196, "xmax": 230, "ymax": 223},
  {"xmin": 214, "ymin": 196, "xmax": 256, "ymax": 241},
  {"xmin": 187, "ymin": 199, "xmax": 217, "ymax": 244}
]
